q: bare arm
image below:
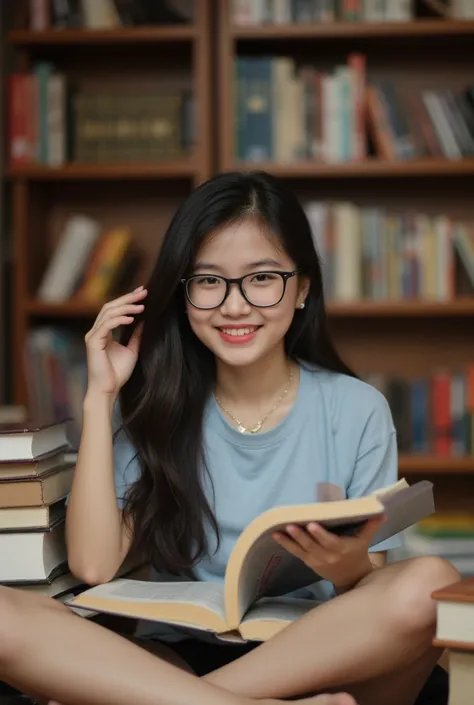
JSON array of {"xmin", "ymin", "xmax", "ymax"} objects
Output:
[
  {"xmin": 65, "ymin": 392, "xmax": 133, "ymax": 585},
  {"xmin": 65, "ymin": 287, "xmax": 147, "ymax": 585}
]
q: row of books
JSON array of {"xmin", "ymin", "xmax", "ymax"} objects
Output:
[
  {"xmin": 37, "ymin": 213, "xmax": 134, "ymax": 303},
  {"xmin": 9, "ymin": 63, "xmax": 193, "ymax": 166},
  {"xmin": 235, "ymin": 53, "xmax": 474, "ymax": 164},
  {"xmin": 23, "ymin": 324, "xmax": 474, "ymax": 459},
  {"xmin": 303, "ymin": 201, "xmax": 474, "ymax": 301},
  {"xmin": 232, "ymin": 0, "xmax": 413, "ymax": 24},
  {"xmin": 396, "ymin": 514, "xmax": 474, "ymax": 579},
  {"xmin": 233, "ymin": 0, "xmax": 474, "ymax": 23},
  {"xmin": 25, "ymin": 328, "xmax": 86, "ymax": 449},
  {"xmin": 366, "ymin": 370, "xmax": 474, "ymax": 456},
  {"xmin": 27, "ymin": 0, "xmax": 193, "ymax": 30}
]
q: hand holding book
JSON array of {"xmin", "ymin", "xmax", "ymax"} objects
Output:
[{"xmin": 273, "ymin": 516, "xmax": 385, "ymax": 591}]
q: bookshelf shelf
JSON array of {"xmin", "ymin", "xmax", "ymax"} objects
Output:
[
  {"xmin": 7, "ymin": 160, "xmax": 198, "ymax": 181},
  {"xmin": 326, "ymin": 299, "xmax": 474, "ymax": 318},
  {"xmin": 27, "ymin": 298, "xmax": 474, "ymax": 320},
  {"xmin": 230, "ymin": 20, "xmax": 474, "ymax": 41},
  {"xmin": 228, "ymin": 158, "xmax": 474, "ymax": 179},
  {"xmin": 8, "ymin": 26, "xmax": 197, "ymax": 46},
  {"xmin": 9, "ymin": 1, "xmax": 213, "ymax": 406},
  {"xmin": 399, "ymin": 456, "xmax": 474, "ymax": 474},
  {"xmin": 26, "ymin": 300, "xmax": 101, "ymax": 318}
]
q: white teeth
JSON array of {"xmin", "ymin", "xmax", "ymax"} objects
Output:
[{"xmin": 220, "ymin": 327, "xmax": 257, "ymax": 337}]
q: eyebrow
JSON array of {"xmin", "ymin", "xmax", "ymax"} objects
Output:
[{"xmin": 193, "ymin": 258, "xmax": 284, "ymax": 271}]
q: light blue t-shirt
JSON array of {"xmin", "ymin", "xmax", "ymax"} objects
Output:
[{"xmin": 113, "ymin": 362, "xmax": 402, "ymax": 639}]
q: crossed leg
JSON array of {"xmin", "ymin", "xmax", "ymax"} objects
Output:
[
  {"xmin": 0, "ymin": 585, "xmax": 353, "ymax": 705},
  {"xmin": 204, "ymin": 556, "xmax": 458, "ymax": 705}
]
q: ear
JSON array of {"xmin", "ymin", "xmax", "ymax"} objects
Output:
[{"xmin": 296, "ymin": 275, "xmax": 311, "ymax": 308}]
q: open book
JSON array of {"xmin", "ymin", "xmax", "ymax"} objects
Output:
[{"xmin": 67, "ymin": 478, "xmax": 434, "ymax": 641}]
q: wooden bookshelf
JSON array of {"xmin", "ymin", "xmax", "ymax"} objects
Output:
[
  {"xmin": 326, "ymin": 299, "xmax": 474, "ymax": 318},
  {"xmin": 7, "ymin": 160, "xmax": 199, "ymax": 180},
  {"xmin": 8, "ymin": 1, "xmax": 212, "ymax": 407},
  {"xmin": 9, "ymin": 25, "xmax": 197, "ymax": 45},
  {"xmin": 399, "ymin": 456, "xmax": 474, "ymax": 474},
  {"xmin": 217, "ymin": 0, "xmax": 474, "ymax": 503},
  {"xmin": 224, "ymin": 158, "xmax": 474, "ymax": 179},
  {"xmin": 230, "ymin": 19, "xmax": 474, "ymax": 40},
  {"xmin": 4, "ymin": 2, "xmax": 474, "ymax": 507}
]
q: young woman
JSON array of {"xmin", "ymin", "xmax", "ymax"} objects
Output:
[{"xmin": 0, "ymin": 171, "xmax": 456, "ymax": 705}]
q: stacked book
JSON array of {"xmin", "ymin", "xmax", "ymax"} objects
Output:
[
  {"xmin": 0, "ymin": 417, "xmax": 79, "ymax": 595},
  {"xmin": 433, "ymin": 577, "xmax": 474, "ymax": 705}
]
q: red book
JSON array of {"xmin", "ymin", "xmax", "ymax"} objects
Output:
[{"xmin": 432, "ymin": 372, "xmax": 452, "ymax": 456}]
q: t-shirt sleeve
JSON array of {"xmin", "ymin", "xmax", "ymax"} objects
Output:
[{"xmin": 346, "ymin": 392, "xmax": 404, "ymax": 554}]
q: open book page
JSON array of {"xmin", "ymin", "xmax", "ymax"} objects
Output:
[
  {"xmin": 67, "ymin": 579, "xmax": 228, "ymax": 633},
  {"xmin": 224, "ymin": 480, "xmax": 435, "ymax": 628},
  {"xmin": 240, "ymin": 597, "xmax": 317, "ymax": 642},
  {"xmin": 224, "ymin": 500, "xmax": 383, "ymax": 628}
]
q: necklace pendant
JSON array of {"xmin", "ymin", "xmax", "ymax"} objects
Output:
[
  {"xmin": 237, "ymin": 424, "xmax": 247, "ymax": 433},
  {"xmin": 249, "ymin": 422, "xmax": 263, "ymax": 433}
]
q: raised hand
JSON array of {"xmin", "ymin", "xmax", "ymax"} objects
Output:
[{"xmin": 84, "ymin": 286, "xmax": 147, "ymax": 398}]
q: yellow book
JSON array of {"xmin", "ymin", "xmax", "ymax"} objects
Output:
[
  {"xmin": 78, "ymin": 227, "xmax": 131, "ymax": 303},
  {"xmin": 68, "ymin": 479, "xmax": 434, "ymax": 642}
]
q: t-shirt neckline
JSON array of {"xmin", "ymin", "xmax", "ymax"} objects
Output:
[{"xmin": 208, "ymin": 362, "xmax": 313, "ymax": 448}]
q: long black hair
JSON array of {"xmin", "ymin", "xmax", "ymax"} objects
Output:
[{"xmin": 119, "ymin": 171, "xmax": 355, "ymax": 574}]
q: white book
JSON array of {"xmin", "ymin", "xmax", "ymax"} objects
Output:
[
  {"xmin": 0, "ymin": 419, "xmax": 70, "ymax": 462},
  {"xmin": 333, "ymin": 203, "xmax": 362, "ymax": 301},
  {"xmin": 81, "ymin": 0, "xmax": 121, "ymax": 28},
  {"xmin": 37, "ymin": 215, "xmax": 101, "ymax": 302},
  {"xmin": 0, "ymin": 520, "xmax": 66, "ymax": 583}
]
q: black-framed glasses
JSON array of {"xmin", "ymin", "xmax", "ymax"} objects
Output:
[{"xmin": 181, "ymin": 270, "xmax": 300, "ymax": 310}]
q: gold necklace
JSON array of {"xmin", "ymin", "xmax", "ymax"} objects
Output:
[{"xmin": 214, "ymin": 367, "xmax": 293, "ymax": 434}]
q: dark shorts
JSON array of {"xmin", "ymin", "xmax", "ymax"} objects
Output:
[{"xmin": 165, "ymin": 638, "xmax": 260, "ymax": 677}]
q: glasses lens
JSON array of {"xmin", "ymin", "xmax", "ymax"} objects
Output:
[
  {"xmin": 242, "ymin": 272, "xmax": 284, "ymax": 306},
  {"xmin": 187, "ymin": 276, "xmax": 226, "ymax": 308}
]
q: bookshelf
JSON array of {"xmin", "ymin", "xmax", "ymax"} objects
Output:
[
  {"xmin": 217, "ymin": 0, "xmax": 474, "ymax": 495},
  {"xmin": 7, "ymin": 0, "xmax": 212, "ymax": 409},
  {"xmin": 4, "ymin": 1, "xmax": 474, "ymax": 503}
]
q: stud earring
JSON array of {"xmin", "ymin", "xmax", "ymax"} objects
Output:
[{"xmin": 299, "ymin": 301, "xmax": 305, "ymax": 309}]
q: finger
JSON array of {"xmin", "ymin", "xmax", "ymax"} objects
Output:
[
  {"xmin": 357, "ymin": 516, "xmax": 386, "ymax": 542},
  {"xmin": 285, "ymin": 524, "xmax": 319, "ymax": 553},
  {"xmin": 272, "ymin": 532, "xmax": 306, "ymax": 562},
  {"xmin": 285, "ymin": 526, "xmax": 337, "ymax": 564},
  {"xmin": 94, "ymin": 291, "xmax": 147, "ymax": 328},
  {"xmin": 86, "ymin": 315, "xmax": 134, "ymax": 348},
  {"xmin": 92, "ymin": 287, "xmax": 147, "ymax": 328},
  {"xmin": 127, "ymin": 322, "xmax": 143, "ymax": 356},
  {"xmin": 95, "ymin": 303, "xmax": 145, "ymax": 329},
  {"xmin": 306, "ymin": 522, "xmax": 344, "ymax": 552}
]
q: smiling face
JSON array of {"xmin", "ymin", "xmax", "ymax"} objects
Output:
[{"xmin": 185, "ymin": 219, "xmax": 309, "ymax": 369}]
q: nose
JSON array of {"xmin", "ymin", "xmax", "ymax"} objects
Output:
[{"xmin": 219, "ymin": 282, "xmax": 252, "ymax": 317}]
